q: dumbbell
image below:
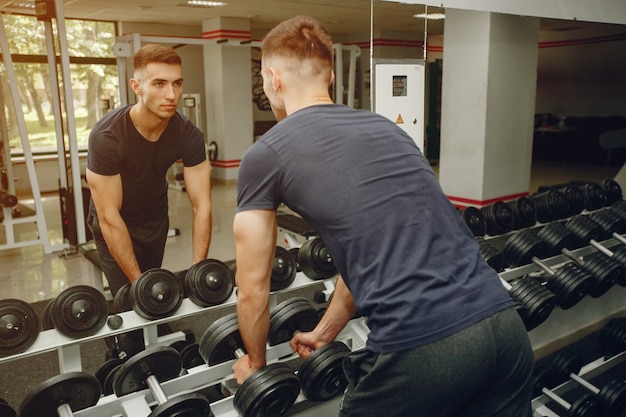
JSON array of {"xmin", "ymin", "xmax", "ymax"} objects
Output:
[
  {"xmin": 503, "ymin": 229, "xmax": 553, "ymax": 268},
  {"xmin": 183, "ymin": 258, "xmax": 234, "ymax": 307},
  {"xmin": 530, "ymin": 256, "xmax": 594, "ymax": 310},
  {"xmin": 267, "ymin": 297, "xmax": 350, "ymax": 402},
  {"xmin": 0, "ymin": 298, "xmax": 40, "ymax": 357},
  {"xmin": 531, "ymin": 189, "xmax": 572, "ymax": 223},
  {"xmin": 500, "ymin": 276, "xmax": 557, "ymax": 331},
  {"xmin": 602, "ymin": 179, "xmax": 623, "ymax": 205},
  {"xmin": 598, "ymin": 318, "xmax": 626, "ymax": 356},
  {"xmin": 226, "ymin": 246, "xmax": 297, "ymax": 291},
  {"xmin": 544, "ymin": 349, "xmax": 626, "ymax": 417},
  {"xmin": 19, "ymin": 372, "xmax": 101, "ymax": 417},
  {"xmin": 95, "ymin": 357, "xmax": 124, "ymax": 396},
  {"xmin": 478, "ymin": 240, "xmax": 505, "ymax": 272},
  {"xmin": 460, "ymin": 206, "xmax": 486, "ymax": 237},
  {"xmin": 0, "ymin": 189, "xmax": 18, "ymax": 208},
  {"xmin": 590, "ymin": 209, "xmax": 626, "ymax": 235},
  {"xmin": 557, "ymin": 248, "xmax": 621, "ymax": 298},
  {"xmin": 41, "ymin": 285, "xmax": 108, "ymax": 338},
  {"xmin": 129, "ymin": 268, "xmax": 184, "ymax": 319},
  {"xmin": 112, "ymin": 345, "xmax": 211, "ymax": 417},
  {"xmin": 297, "ymin": 237, "xmax": 337, "ymax": 280},
  {"xmin": 507, "ymin": 196, "xmax": 537, "ymax": 230},
  {"xmin": 480, "ymin": 201, "xmax": 514, "ymax": 236},
  {"xmin": 198, "ymin": 313, "xmax": 301, "ymax": 417},
  {"xmin": 540, "ymin": 386, "xmax": 602, "ymax": 417}
]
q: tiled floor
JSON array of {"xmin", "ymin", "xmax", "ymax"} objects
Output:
[{"xmin": 0, "ymin": 160, "xmax": 622, "ymax": 304}]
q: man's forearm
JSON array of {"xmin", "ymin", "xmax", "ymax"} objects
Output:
[
  {"xmin": 237, "ymin": 288, "xmax": 270, "ymax": 370},
  {"xmin": 100, "ymin": 216, "xmax": 142, "ymax": 282},
  {"xmin": 314, "ymin": 275, "xmax": 356, "ymax": 342},
  {"xmin": 191, "ymin": 204, "xmax": 211, "ymax": 263}
]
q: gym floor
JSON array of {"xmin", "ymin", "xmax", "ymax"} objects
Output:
[{"xmin": 0, "ymin": 159, "xmax": 622, "ymax": 412}]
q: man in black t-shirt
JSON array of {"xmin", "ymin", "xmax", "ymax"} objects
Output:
[
  {"xmin": 86, "ymin": 44, "xmax": 212, "ymax": 295},
  {"xmin": 231, "ymin": 16, "xmax": 534, "ymax": 417}
]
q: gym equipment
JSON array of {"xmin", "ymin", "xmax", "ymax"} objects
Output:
[
  {"xmin": 0, "ymin": 397, "xmax": 16, "ymax": 417},
  {"xmin": 130, "ymin": 268, "xmax": 184, "ymax": 320},
  {"xmin": 0, "ymin": 298, "xmax": 40, "ymax": 356},
  {"xmin": 538, "ymin": 221, "xmax": 582, "ymax": 255},
  {"xmin": 113, "ymin": 283, "xmax": 132, "ymax": 313},
  {"xmin": 540, "ymin": 386, "xmax": 602, "ymax": 417},
  {"xmin": 565, "ymin": 216, "xmax": 610, "ymax": 245},
  {"xmin": 297, "ymin": 237, "xmax": 337, "ymax": 280},
  {"xmin": 47, "ymin": 285, "xmax": 108, "ymax": 338},
  {"xmin": 579, "ymin": 182, "xmax": 608, "ymax": 211},
  {"xmin": 112, "ymin": 346, "xmax": 212, "ymax": 417},
  {"xmin": 590, "ymin": 209, "xmax": 626, "ymax": 235},
  {"xmin": 569, "ymin": 374, "xmax": 626, "ymax": 417},
  {"xmin": 589, "ymin": 239, "xmax": 626, "ymax": 285},
  {"xmin": 180, "ymin": 343, "xmax": 205, "ymax": 369},
  {"xmin": 226, "ymin": 246, "xmax": 298, "ymax": 292},
  {"xmin": 480, "ymin": 201, "xmax": 514, "ymax": 236},
  {"xmin": 267, "ymin": 297, "xmax": 348, "ymax": 402},
  {"xmin": 531, "ymin": 189, "xmax": 572, "ymax": 224},
  {"xmin": 478, "ymin": 240, "xmax": 505, "ymax": 272},
  {"xmin": 602, "ymin": 179, "xmax": 623, "ymax": 205},
  {"xmin": 507, "ymin": 196, "xmax": 537, "ymax": 230},
  {"xmin": 598, "ymin": 318, "xmax": 626, "ymax": 356},
  {"xmin": 183, "ymin": 258, "xmax": 234, "ymax": 307},
  {"xmin": 560, "ymin": 248, "xmax": 621, "ymax": 298},
  {"xmin": 289, "ymin": 247, "xmax": 302, "ymax": 272},
  {"xmin": 0, "ymin": 189, "xmax": 17, "ymax": 208},
  {"xmin": 460, "ymin": 206, "xmax": 486, "ymax": 237},
  {"xmin": 503, "ymin": 229, "xmax": 552, "ymax": 268},
  {"xmin": 268, "ymin": 297, "xmax": 320, "ymax": 346},
  {"xmin": 531, "ymin": 256, "xmax": 594, "ymax": 310},
  {"xmin": 198, "ymin": 313, "xmax": 301, "ymax": 417},
  {"xmin": 501, "ymin": 276, "xmax": 557, "ymax": 331},
  {"xmin": 95, "ymin": 357, "xmax": 124, "ymax": 396},
  {"xmin": 19, "ymin": 372, "xmax": 101, "ymax": 417},
  {"xmin": 107, "ymin": 314, "xmax": 123, "ymax": 330}
]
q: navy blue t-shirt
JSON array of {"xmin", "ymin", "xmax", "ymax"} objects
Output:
[
  {"xmin": 87, "ymin": 105, "xmax": 206, "ymax": 224},
  {"xmin": 237, "ymin": 104, "xmax": 513, "ymax": 353}
]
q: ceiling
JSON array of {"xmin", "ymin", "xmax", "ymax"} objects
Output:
[{"xmin": 0, "ymin": 0, "xmax": 605, "ymax": 40}]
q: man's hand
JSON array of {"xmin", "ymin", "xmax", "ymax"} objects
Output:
[{"xmin": 232, "ymin": 354, "xmax": 258, "ymax": 385}]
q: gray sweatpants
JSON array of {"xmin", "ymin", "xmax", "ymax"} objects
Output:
[{"xmin": 339, "ymin": 307, "xmax": 534, "ymax": 417}]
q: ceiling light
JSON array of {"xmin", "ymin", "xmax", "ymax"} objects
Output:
[
  {"xmin": 8, "ymin": 1, "xmax": 35, "ymax": 9},
  {"xmin": 414, "ymin": 13, "xmax": 445, "ymax": 20},
  {"xmin": 182, "ymin": 0, "xmax": 227, "ymax": 7}
]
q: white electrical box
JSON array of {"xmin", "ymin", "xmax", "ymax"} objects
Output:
[{"xmin": 374, "ymin": 60, "xmax": 425, "ymax": 152}]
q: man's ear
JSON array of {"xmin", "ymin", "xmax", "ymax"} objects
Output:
[
  {"xmin": 329, "ymin": 70, "xmax": 335, "ymax": 86},
  {"xmin": 269, "ymin": 68, "xmax": 280, "ymax": 92},
  {"xmin": 129, "ymin": 78, "xmax": 141, "ymax": 95}
]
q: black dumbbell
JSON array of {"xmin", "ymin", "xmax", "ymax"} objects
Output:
[
  {"xmin": 460, "ymin": 206, "xmax": 486, "ymax": 237},
  {"xmin": 478, "ymin": 240, "xmax": 505, "ymax": 272},
  {"xmin": 559, "ymin": 248, "xmax": 621, "ymax": 298},
  {"xmin": 198, "ymin": 313, "xmax": 301, "ymax": 417},
  {"xmin": 540, "ymin": 386, "xmax": 602, "ymax": 417},
  {"xmin": 503, "ymin": 229, "xmax": 553, "ymax": 268},
  {"xmin": 112, "ymin": 346, "xmax": 211, "ymax": 417},
  {"xmin": 598, "ymin": 318, "xmax": 626, "ymax": 356},
  {"xmin": 129, "ymin": 268, "xmax": 184, "ymax": 320},
  {"xmin": 0, "ymin": 298, "xmax": 40, "ymax": 357},
  {"xmin": 226, "ymin": 246, "xmax": 297, "ymax": 291},
  {"xmin": 95, "ymin": 357, "xmax": 124, "ymax": 396},
  {"xmin": 507, "ymin": 196, "xmax": 538, "ymax": 230},
  {"xmin": 297, "ymin": 237, "xmax": 337, "ymax": 280},
  {"xmin": 500, "ymin": 276, "xmax": 557, "ymax": 331},
  {"xmin": 0, "ymin": 397, "xmax": 16, "ymax": 417},
  {"xmin": 588, "ymin": 238, "xmax": 626, "ymax": 288},
  {"xmin": 19, "ymin": 372, "xmax": 101, "ymax": 417},
  {"xmin": 531, "ymin": 189, "xmax": 572, "ymax": 223},
  {"xmin": 267, "ymin": 297, "xmax": 349, "ymax": 402},
  {"xmin": 42, "ymin": 285, "xmax": 109, "ymax": 338},
  {"xmin": 602, "ymin": 179, "xmax": 623, "ymax": 206},
  {"xmin": 568, "ymin": 373, "xmax": 626, "ymax": 417},
  {"xmin": 590, "ymin": 209, "xmax": 626, "ymax": 235},
  {"xmin": 481, "ymin": 201, "xmax": 514, "ymax": 236},
  {"xmin": 183, "ymin": 258, "xmax": 234, "ymax": 307},
  {"xmin": 531, "ymin": 256, "xmax": 594, "ymax": 310}
]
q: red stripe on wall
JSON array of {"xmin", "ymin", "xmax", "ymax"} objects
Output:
[
  {"xmin": 202, "ymin": 29, "xmax": 251, "ymax": 40},
  {"xmin": 448, "ymin": 192, "xmax": 529, "ymax": 209},
  {"xmin": 210, "ymin": 160, "xmax": 241, "ymax": 169},
  {"xmin": 539, "ymin": 33, "xmax": 626, "ymax": 48}
]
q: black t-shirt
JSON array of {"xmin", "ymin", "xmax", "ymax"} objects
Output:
[
  {"xmin": 237, "ymin": 104, "xmax": 513, "ymax": 353},
  {"xmin": 87, "ymin": 105, "xmax": 206, "ymax": 223}
]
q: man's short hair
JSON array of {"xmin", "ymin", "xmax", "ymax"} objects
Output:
[
  {"xmin": 133, "ymin": 44, "xmax": 181, "ymax": 75},
  {"xmin": 262, "ymin": 15, "xmax": 333, "ymax": 68}
]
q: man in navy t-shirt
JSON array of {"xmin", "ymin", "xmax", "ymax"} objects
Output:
[{"xmin": 232, "ymin": 16, "xmax": 534, "ymax": 417}]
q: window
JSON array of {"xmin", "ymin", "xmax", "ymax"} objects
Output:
[{"xmin": 0, "ymin": 14, "xmax": 118, "ymax": 155}]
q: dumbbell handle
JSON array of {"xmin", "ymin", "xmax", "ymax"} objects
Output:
[
  {"xmin": 499, "ymin": 277, "xmax": 512, "ymax": 291},
  {"xmin": 532, "ymin": 256, "xmax": 556, "ymax": 277},
  {"xmin": 590, "ymin": 239, "xmax": 614, "ymax": 257},
  {"xmin": 569, "ymin": 373, "xmax": 600, "ymax": 395},
  {"xmin": 561, "ymin": 248, "xmax": 584, "ymax": 266},
  {"xmin": 541, "ymin": 387, "xmax": 572, "ymax": 410},
  {"xmin": 613, "ymin": 233, "xmax": 626, "ymax": 245},
  {"xmin": 58, "ymin": 404, "xmax": 73, "ymax": 417},
  {"xmin": 146, "ymin": 374, "xmax": 168, "ymax": 405}
]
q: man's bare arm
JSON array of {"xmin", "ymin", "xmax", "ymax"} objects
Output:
[{"xmin": 183, "ymin": 159, "xmax": 212, "ymax": 263}]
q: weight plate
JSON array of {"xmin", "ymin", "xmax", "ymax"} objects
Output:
[
  {"xmin": 0, "ymin": 400, "xmax": 16, "ymax": 417},
  {"xmin": 51, "ymin": 285, "xmax": 108, "ymax": 338},
  {"xmin": 508, "ymin": 197, "xmax": 537, "ymax": 230},
  {"xmin": 481, "ymin": 201, "xmax": 514, "ymax": 236},
  {"xmin": 19, "ymin": 372, "xmax": 101, "ymax": 417},
  {"xmin": 181, "ymin": 343, "xmax": 205, "ymax": 369},
  {"xmin": 566, "ymin": 215, "xmax": 608, "ymax": 244},
  {"xmin": 130, "ymin": 269, "xmax": 184, "ymax": 320},
  {"xmin": 537, "ymin": 222, "xmax": 580, "ymax": 254},
  {"xmin": 558, "ymin": 185, "xmax": 585, "ymax": 217},
  {"xmin": 550, "ymin": 349, "xmax": 582, "ymax": 383},
  {"xmin": 268, "ymin": 297, "xmax": 319, "ymax": 346},
  {"xmin": 149, "ymin": 393, "xmax": 211, "ymax": 417},
  {"xmin": 546, "ymin": 263, "xmax": 593, "ymax": 310},
  {"xmin": 113, "ymin": 283, "xmax": 132, "ymax": 313},
  {"xmin": 95, "ymin": 357, "xmax": 124, "ymax": 390},
  {"xmin": 198, "ymin": 313, "xmax": 242, "ymax": 366},
  {"xmin": 581, "ymin": 253, "xmax": 620, "ymax": 298},
  {"xmin": 185, "ymin": 259, "xmax": 234, "ymax": 307},
  {"xmin": 175, "ymin": 270, "xmax": 189, "ymax": 298},
  {"xmin": 598, "ymin": 379, "xmax": 626, "ymax": 417},
  {"xmin": 234, "ymin": 362, "xmax": 300, "ymax": 417},
  {"xmin": 0, "ymin": 298, "xmax": 40, "ymax": 357},
  {"xmin": 288, "ymin": 248, "xmax": 301, "ymax": 272},
  {"xmin": 568, "ymin": 395, "xmax": 601, "ymax": 417},
  {"xmin": 478, "ymin": 241, "xmax": 505, "ymax": 273},
  {"xmin": 113, "ymin": 345, "xmax": 182, "ymax": 396},
  {"xmin": 102, "ymin": 363, "xmax": 123, "ymax": 396},
  {"xmin": 298, "ymin": 237, "xmax": 337, "ymax": 280},
  {"xmin": 271, "ymin": 247, "xmax": 297, "ymax": 291},
  {"xmin": 41, "ymin": 298, "xmax": 56, "ymax": 331},
  {"xmin": 298, "ymin": 341, "xmax": 350, "ymax": 402},
  {"xmin": 579, "ymin": 182, "xmax": 607, "ymax": 211},
  {"xmin": 603, "ymin": 179, "xmax": 623, "ymax": 205},
  {"xmin": 461, "ymin": 206, "xmax": 486, "ymax": 237}
]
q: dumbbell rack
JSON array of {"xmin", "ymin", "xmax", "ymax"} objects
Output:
[
  {"xmin": 497, "ymin": 234, "xmax": 626, "ymax": 417},
  {"xmin": 0, "ymin": 272, "xmax": 353, "ymax": 416},
  {"xmin": 531, "ymin": 351, "xmax": 626, "ymax": 417}
]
